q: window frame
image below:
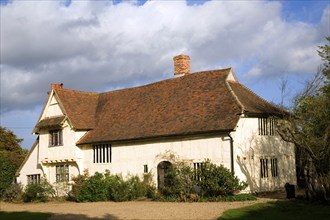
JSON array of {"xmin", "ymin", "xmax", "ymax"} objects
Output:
[
  {"xmin": 193, "ymin": 162, "xmax": 204, "ymax": 181},
  {"xmin": 258, "ymin": 117, "xmax": 277, "ymax": 136},
  {"xmin": 93, "ymin": 144, "xmax": 112, "ymax": 164},
  {"xmin": 49, "ymin": 129, "xmax": 63, "ymax": 147},
  {"xmin": 56, "ymin": 164, "xmax": 69, "ymax": 182},
  {"xmin": 144, "ymin": 164, "xmax": 148, "ymax": 173},
  {"xmin": 260, "ymin": 158, "xmax": 269, "ymax": 178},
  {"xmin": 271, "ymin": 158, "xmax": 278, "ymax": 177},
  {"xmin": 27, "ymin": 174, "xmax": 41, "ymax": 184}
]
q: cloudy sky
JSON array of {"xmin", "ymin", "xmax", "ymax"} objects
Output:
[{"xmin": 1, "ymin": 0, "xmax": 329, "ymax": 149}]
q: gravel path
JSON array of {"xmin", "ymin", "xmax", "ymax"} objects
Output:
[{"xmin": 1, "ymin": 198, "xmax": 274, "ymax": 220}]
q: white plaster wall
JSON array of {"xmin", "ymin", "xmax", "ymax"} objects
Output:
[
  {"xmin": 16, "ymin": 142, "xmax": 43, "ymax": 186},
  {"xmin": 233, "ymin": 117, "xmax": 296, "ymax": 192},
  {"xmin": 38, "ymin": 121, "xmax": 84, "ymax": 162},
  {"xmin": 44, "ymin": 94, "xmax": 63, "ymax": 118},
  {"xmin": 81, "ymin": 135, "xmax": 231, "ymax": 185}
]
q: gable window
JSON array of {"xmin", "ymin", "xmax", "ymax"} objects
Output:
[
  {"xmin": 193, "ymin": 162, "xmax": 204, "ymax": 181},
  {"xmin": 93, "ymin": 144, "xmax": 111, "ymax": 163},
  {"xmin": 258, "ymin": 117, "xmax": 277, "ymax": 136},
  {"xmin": 271, "ymin": 158, "xmax": 278, "ymax": 177},
  {"xmin": 49, "ymin": 129, "xmax": 63, "ymax": 146},
  {"xmin": 56, "ymin": 164, "xmax": 69, "ymax": 182},
  {"xmin": 260, "ymin": 158, "xmax": 268, "ymax": 178},
  {"xmin": 27, "ymin": 174, "xmax": 41, "ymax": 184}
]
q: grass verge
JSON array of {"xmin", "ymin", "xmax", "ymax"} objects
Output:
[
  {"xmin": 218, "ymin": 200, "xmax": 330, "ymax": 220},
  {"xmin": 0, "ymin": 211, "xmax": 51, "ymax": 220}
]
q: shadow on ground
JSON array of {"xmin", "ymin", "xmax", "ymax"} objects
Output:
[
  {"xmin": 49, "ymin": 213, "xmax": 120, "ymax": 220},
  {"xmin": 255, "ymin": 187, "xmax": 306, "ymax": 200},
  {"xmin": 0, "ymin": 211, "xmax": 120, "ymax": 220},
  {"xmin": 218, "ymin": 200, "xmax": 330, "ymax": 220}
]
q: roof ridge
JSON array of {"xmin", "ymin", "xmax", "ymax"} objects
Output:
[
  {"xmin": 54, "ymin": 88, "xmax": 99, "ymax": 95},
  {"xmin": 53, "ymin": 68, "xmax": 232, "ymax": 96},
  {"xmin": 225, "ymin": 81, "xmax": 245, "ymax": 114}
]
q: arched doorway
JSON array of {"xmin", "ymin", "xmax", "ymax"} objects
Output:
[{"xmin": 157, "ymin": 161, "xmax": 172, "ymax": 189}]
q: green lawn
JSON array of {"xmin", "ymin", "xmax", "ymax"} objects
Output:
[
  {"xmin": 0, "ymin": 211, "xmax": 51, "ymax": 220},
  {"xmin": 219, "ymin": 200, "xmax": 330, "ymax": 220}
]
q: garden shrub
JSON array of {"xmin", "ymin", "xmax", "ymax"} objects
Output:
[
  {"xmin": 157, "ymin": 160, "xmax": 248, "ymax": 201},
  {"xmin": 68, "ymin": 169, "xmax": 89, "ymax": 201},
  {"xmin": 23, "ymin": 178, "xmax": 55, "ymax": 202},
  {"xmin": 143, "ymin": 173, "xmax": 157, "ymax": 199},
  {"xmin": 105, "ymin": 173, "xmax": 129, "ymax": 202},
  {"xmin": 73, "ymin": 170, "xmax": 156, "ymax": 202},
  {"xmin": 160, "ymin": 162, "xmax": 196, "ymax": 201},
  {"xmin": 2, "ymin": 183, "xmax": 23, "ymax": 202},
  {"xmin": 77, "ymin": 172, "xmax": 107, "ymax": 202},
  {"xmin": 197, "ymin": 160, "xmax": 248, "ymax": 197},
  {"xmin": 126, "ymin": 175, "xmax": 147, "ymax": 200}
]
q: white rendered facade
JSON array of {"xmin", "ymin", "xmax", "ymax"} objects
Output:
[{"xmin": 16, "ymin": 91, "xmax": 296, "ymax": 192}]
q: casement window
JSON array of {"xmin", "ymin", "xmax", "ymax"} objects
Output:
[
  {"xmin": 56, "ymin": 164, "xmax": 69, "ymax": 182},
  {"xmin": 27, "ymin": 174, "xmax": 41, "ymax": 184},
  {"xmin": 144, "ymin": 165, "xmax": 148, "ymax": 173},
  {"xmin": 93, "ymin": 144, "xmax": 112, "ymax": 163},
  {"xmin": 271, "ymin": 158, "xmax": 278, "ymax": 177},
  {"xmin": 260, "ymin": 158, "xmax": 268, "ymax": 178},
  {"xmin": 193, "ymin": 162, "xmax": 204, "ymax": 181},
  {"xmin": 258, "ymin": 117, "xmax": 277, "ymax": 136},
  {"xmin": 260, "ymin": 157, "xmax": 279, "ymax": 178},
  {"xmin": 49, "ymin": 129, "xmax": 63, "ymax": 146}
]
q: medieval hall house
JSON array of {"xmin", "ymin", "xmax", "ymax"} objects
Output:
[{"xmin": 16, "ymin": 55, "xmax": 296, "ymax": 192}]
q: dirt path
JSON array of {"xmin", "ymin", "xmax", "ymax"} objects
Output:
[{"xmin": 1, "ymin": 198, "xmax": 274, "ymax": 220}]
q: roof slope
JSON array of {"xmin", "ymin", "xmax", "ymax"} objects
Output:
[
  {"xmin": 44, "ymin": 68, "xmax": 284, "ymax": 145},
  {"xmin": 228, "ymin": 81, "xmax": 285, "ymax": 116},
  {"xmin": 78, "ymin": 69, "xmax": 241, "ymax": 144},
  {"xmin": 55, "ymin": 89, "xmax": 99, "ymax": 130}
]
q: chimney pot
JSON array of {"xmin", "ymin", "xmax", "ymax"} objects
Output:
[
  {"xmin": 173, "ymin": 55, "xmax": 190, "ymax": 77},
  {"xmin": 51, "ymin": 83, "xmax": 63, "ymax": 89}
]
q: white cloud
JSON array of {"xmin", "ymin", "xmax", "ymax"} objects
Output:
[{"xmin": 0, "ymin": 0, "xmax": 328, "ymax": 113}]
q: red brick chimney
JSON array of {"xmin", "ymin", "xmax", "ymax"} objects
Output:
[
  {"xmin": 173, "ymin": 55, "xmax": 190, "ymax": 77},
  {"xmin": 51, "ymin": 83, "xmax": 63, "ymax": 89}
]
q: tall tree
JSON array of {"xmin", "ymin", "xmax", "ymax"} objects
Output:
[
  {"xmin": 277, "ymin": 37, "xmax": 330, "ymax": 201},
  {"xmin": 0, "ymin": 127, "xmax": 26, "ymax": 196}
]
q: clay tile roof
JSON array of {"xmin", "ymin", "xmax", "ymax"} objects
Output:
[
  {"xmin": 54, "ymin": 89, "xmax": 99, "ymax": 130},
  {"xmin": 77, "ymin": 69, "xmax": 244, "ymax": 144},
  {"xmin": 228, "ymin": 81, "xmax": 285, "ymax": 116},
  {"xmin": 47, "ymin": 68, "xmax": 285, "ymax": 145}
]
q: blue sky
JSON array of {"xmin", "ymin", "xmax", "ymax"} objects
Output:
[{"xmin": 0, "ymin": 0, "xmax": 329, "ymax": 149}]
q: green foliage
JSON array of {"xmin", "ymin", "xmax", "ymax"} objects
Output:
[
  {"xmin": 158, "ymin": 160, "xmax": 247, "ymax": 201},
  {"xmin": 293, "ymin": 37, "xmax": 330, "ymax": 199},
  {"xmin": 160, "ymin": 162, "xmax": 196, "ymax": 201},
  {"xmin": 218, "ymin": 200, "xmax": 330, "ymax": 220},
  {"xmin": 198, "ymin": 160, "xmax": 248, "ymax": 197},
  {"xmin": 278, "ymin": 37, "xmax": 330, "ymax": 201},
  {"xmin": 68, "ymin": 169, "xmax": 89, "ymax": 201},
  {"xmin": 23, "ymin": 178, "xmax": 55, "ymax": 202},
  {"xmin": 0, "ymin": 151, "xmax": 24, "ymax": 196},
  {"xmin": 0, "ymin": 127, "xmax": 23, "ymax": 152},
  {"xmin": 318, "ymin": 36, "xmax": 330, "ymax": 93},
  {"xmin": 2, "ymin": 183, "xmax": 23, "ymax": 202},
  {"xmin": 0, "ymin": 127, "xmax": 26, "ymax": 197},
  {"xmin": 76, "ymin": 172, "xmax": 108, "ymax": 202},
  {"xmin": 72, "ymin": 170, "xmax": 155, "ymax": 202},
  {"xmin": 216, "ymin": 193, "xmax": 256, "ymax": 202}
]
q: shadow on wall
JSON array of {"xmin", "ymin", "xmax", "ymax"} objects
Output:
[{"xmin": 236, "ymin": 134, "xmax": 296, "ymax": 193}]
